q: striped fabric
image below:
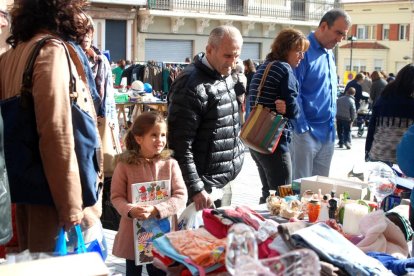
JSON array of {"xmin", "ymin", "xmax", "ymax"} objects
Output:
[
  {"xmin": 240, "ymin": 104, "xmax": 287, "ymax": 154},
  {"xmin": 249, "ymin": 60, "xmax": 292, "ymax": 112},
  {"xmin": 370, "ymin": 117, "xmax": 414, "ymax": 163}
]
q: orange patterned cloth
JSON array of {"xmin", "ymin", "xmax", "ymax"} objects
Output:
[{"xmin": 166, "ymin": 228, "xmax": 226, "ymax": 267}]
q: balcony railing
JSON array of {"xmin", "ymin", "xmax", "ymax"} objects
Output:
[{"xmin": 147, "ymin": 0, "xmax": 341, "ymax": 21}]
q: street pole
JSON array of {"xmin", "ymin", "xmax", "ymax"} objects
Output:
[
  {"xmin": 348, "ymin": 36, "xmax": 356, "ymax": 72},
  {"xmin": 350, "ymin": 39, "xmax": 353, "ymax": 71}
]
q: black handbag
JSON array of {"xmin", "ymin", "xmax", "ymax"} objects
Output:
[
  {"xmin": 0, "ymin": 36, "xmax": 102, "ymax": 206},
  {"xmin": 100, "ymin": 177, "xmax": 120, "ymax": 231}
]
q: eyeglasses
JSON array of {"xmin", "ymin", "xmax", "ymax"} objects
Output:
[
  {"xmin": 331, "ymin": 28, "xmax": 347, "ymax": 38},
  {"xmin": 296, "ymin": 51, "xmax": 305, "ymax": 57},
  {"xmin": 0, "ymin": 10, "xmax": 9, "ymax": 21}
]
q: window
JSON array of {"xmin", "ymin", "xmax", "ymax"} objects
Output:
[
  {"xmin": 396, "ymin": 61, "xmax": 406, "ymax": 73},
  {"xmin": 400, "ymin": 24, "xmax": 408, "ymax": 40},
  {"xmin": 344, "ymin": 59, "xmax": 366, "ymax": 72},
  {"xmin": 374, "ymin": 59, "xmax": 383, "ymax": 71},
  {"xmin": 368, "ymin": 25, "xmax": 376, "ymax": 39},
  {"xmin": 357, "ymin": 25, "xmax": 366, "ymax": 39},
  {"xmin": 344, "ymin": 58, "xmax": 350, "ymax": 71},
  {"xmin": 357, "ymin": 25, "xmax": 376, "ymax": 40},
  {"xmin": 383, "ymin": 24, "xmax": 390, "ymax": 40}
]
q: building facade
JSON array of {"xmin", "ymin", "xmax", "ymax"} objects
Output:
[
  {"xmin": 88, "ymin": 0, "xmax": 340, "ymax": 64},
  {"xmin": 338, "ymin": 0, "xmax": 414, "ymax": 84},
  {"xmin": 4, "ymin": 0, "xmax": 412, "ymax": 82}
]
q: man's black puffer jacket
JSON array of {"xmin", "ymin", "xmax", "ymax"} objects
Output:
[{"xmin": 167, "ymin": 53, "xmax": 245, "ymax": 199}]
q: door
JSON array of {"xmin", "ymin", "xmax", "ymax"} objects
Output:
[{"xmin": 105, "ymin": 20, "xmax": 126, "ymax": 63}]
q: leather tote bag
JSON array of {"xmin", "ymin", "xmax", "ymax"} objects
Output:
[{"xmin": 240, "ymin": 61, "xmax": 288, "ymax": 154}]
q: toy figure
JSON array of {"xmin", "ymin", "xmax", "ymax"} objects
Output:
[{"xmin": 328, "ymin": 191, "xmax": 338, "ymax": 219}]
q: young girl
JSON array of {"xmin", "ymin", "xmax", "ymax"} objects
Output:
[{"xmin": 111, "ymin": 111, "xmax": 188, "ymax": 276}]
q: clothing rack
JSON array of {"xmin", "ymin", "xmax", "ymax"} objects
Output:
[{"xmin": 123, "ymin": 61, "xmax": 189, "ymax": 93}]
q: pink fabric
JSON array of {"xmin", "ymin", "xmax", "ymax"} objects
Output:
[
  {"xmin": 202, "ymin": 209, "xmax": 231, "ymax": 239},
  {"xmin": 202, "ymin": 206, "xmax": 267, "ymax": 239},
  {"xmin": 357, "ymin": 210, "xmax": 408, "ymax": 257},
  {"xmin": 258, "ymin": 238, "xmax": 280, "ymax": 259}
]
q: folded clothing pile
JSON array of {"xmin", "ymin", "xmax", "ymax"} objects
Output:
[{"xmin": 152, "ymin": 205, "xmax": 280, "ymax": 275}]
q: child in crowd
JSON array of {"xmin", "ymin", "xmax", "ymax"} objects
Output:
[
  {"xmin": 336, "ymin": 87, "xmax": 357, "ymax": 149},
  {"xmin": 111, "ymin": 111, "xmax": 188, "ymax": 276}
]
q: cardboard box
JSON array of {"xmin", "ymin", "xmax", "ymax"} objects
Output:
[
  {"xmin": 0, "ymin": 252, "xmax": 109, "ymax": 276},
  {"xmin": 300, "ymin": 175, "xmax": 369, "ymax": 200}
]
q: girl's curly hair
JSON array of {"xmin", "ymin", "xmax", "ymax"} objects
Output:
[{"xmin": 7, "ymin": 0, "xmax": 89, "ymax": 48}]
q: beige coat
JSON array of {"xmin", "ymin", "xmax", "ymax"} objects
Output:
[{"xmin": 0, "ymin": 33, "xmax": 103, "ymax": 252}]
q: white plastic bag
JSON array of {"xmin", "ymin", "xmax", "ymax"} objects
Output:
[{"xmin": 177, "ymin": 202, "xmax": 204, "ymax": 230}]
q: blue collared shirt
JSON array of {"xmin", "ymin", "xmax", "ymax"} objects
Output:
[{"xmin": 293, "ymin": 32, "xmax": 337, "ymax": 143}]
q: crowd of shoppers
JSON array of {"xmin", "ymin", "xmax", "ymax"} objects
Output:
[
  {"xmin": 365, "ymin": 63, "xmax": 414, "ymax": 164},
  {"xmin": 4, "ymin": 2, "xmax": 414, "ymax": 275}
]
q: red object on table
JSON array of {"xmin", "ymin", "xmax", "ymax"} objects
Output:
[{"xmin": 307, "ymin": 201, "xmax": 321, "ymax": 223}]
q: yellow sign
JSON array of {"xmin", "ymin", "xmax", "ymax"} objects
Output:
[{"xmin": 343, "ymin": 71, "xmax": 357, "ymax": 84}]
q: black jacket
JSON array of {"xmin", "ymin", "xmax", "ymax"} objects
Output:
[{"xmin": 167, "ymin": 53, "xmax": 244, "ymax": 198}]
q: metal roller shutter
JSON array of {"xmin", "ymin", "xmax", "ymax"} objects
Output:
[
  {"xmin": 145, "ymin": 40, "xmax": 193, "ymax": 62},
  {"xmin": 105, "ymin": 20, "xmax": 126, "ymax": 62},
  {"xmin": 240, "ymin": 42, "xmax": 260, "ymax": 61}
]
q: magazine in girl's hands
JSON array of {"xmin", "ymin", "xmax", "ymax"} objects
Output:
[{"xmin": 131, "ymin": 180, "xmax": 171, "ymax": 265}]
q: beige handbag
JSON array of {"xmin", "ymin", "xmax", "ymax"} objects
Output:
[{"xmin": 97, "ymin": 117, "xmax": 122, "ymax": 176}]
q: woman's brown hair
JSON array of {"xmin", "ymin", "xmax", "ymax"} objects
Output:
[
  {"xmin": 7, "ymin": 0, "xmax": 89, "ymax": 48},
  {"xmin": 243, "ymin": 59, "xmax": 256, "ymax": 74},
  {"xmin": 266, "ymin": 28, "xmax": 310, "ymax": 62}
]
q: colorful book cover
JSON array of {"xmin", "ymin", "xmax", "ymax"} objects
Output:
[{"xmin": 131, "ymin": 180, "xmax": 171, "ymax": 265}]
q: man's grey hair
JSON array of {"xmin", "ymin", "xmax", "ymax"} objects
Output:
[
  {"xmin": 208, "ymin": 25, "xmax": 243, "ymax": 48},
  {"xmin": 319, "ymin": 8, "xmax": 351, "ymax": 28}
]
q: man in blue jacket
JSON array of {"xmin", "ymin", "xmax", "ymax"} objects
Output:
[{"xmin": 292, "ymin": 9, "xmax": 351, "ymax": 179}]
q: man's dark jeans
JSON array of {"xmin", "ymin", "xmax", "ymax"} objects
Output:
[{"xmin": 336, "ymin": 119, "xmax": 352, "ymax": 146}]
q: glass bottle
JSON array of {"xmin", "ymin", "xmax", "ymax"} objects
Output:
[{"xmin": 225, "ymin": 223, "xmax": 258, "ymax": 275}]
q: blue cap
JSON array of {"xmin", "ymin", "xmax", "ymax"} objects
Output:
[
  {"xmin": 397, "ymin": 125, "xmax": 414, "ymax": 177},
  {"xmin": 144, "ymin": 83, "xmax": 152, "ymax": 93}
]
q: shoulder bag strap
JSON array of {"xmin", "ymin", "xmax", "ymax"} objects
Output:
[
  {"xmin": 254, "ymin": 61, "xmax": 275, "ymax": 107},
  {"xmin": 21, "ymin": 36, "xmax": 55, "ymax": 93},
  {"xmin": 21, "ymin": 36, "xmax": 77, "ymax": 100}
]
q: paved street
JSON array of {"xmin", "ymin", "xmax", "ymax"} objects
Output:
[
  {"xmin": 105, "ymin": 126, "xmax": 369, "ymax": 275},
  {"xmin": 232, "ymin": 126, "xmax": 368, "ymax": 207}
]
